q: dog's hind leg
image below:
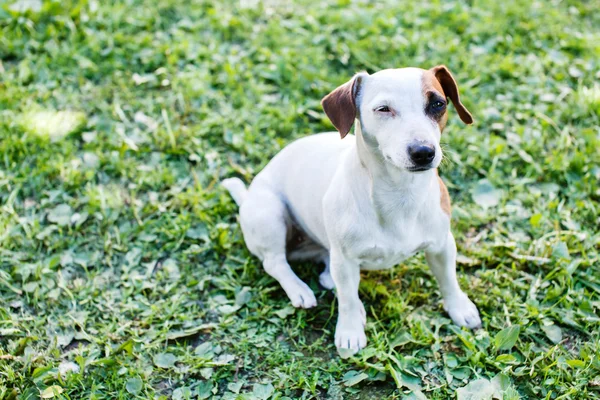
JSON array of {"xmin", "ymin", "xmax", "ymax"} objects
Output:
[
  {"xmin": 262, "ymin": 253, "xmax": 317, "ymax": 308},
  {"xmin": 239, "ymin": 187, "xmax": 317, "ymax": 309},
  {"xmin": 319, "ymin": 254, "xmax": 335, "ymax": 290}
]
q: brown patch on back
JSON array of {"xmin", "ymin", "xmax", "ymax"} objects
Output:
[
  {"xmin": 436, "ymin": 170, "xmax": 451, "ymax": 216},
  {"xmin": 421, "ymin": 70, "xmax": 448, "ymax": 131}
]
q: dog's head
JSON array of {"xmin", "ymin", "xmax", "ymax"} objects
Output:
[{"xmin": 321, "ymin": 66, "xmax": 473, "ymax": 172}]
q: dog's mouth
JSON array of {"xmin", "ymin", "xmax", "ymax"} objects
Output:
[
  {"xmin": 406, "ymin": 165, "xmax": 433, "ymax": 172},
  {"xmin": 382, "ymin": 153, "xmax": 436, "ymax": 172}
]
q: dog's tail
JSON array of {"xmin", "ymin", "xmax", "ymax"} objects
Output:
[{"xmin": 221, "ymin": 177, "xmax": 248, "ymax": 206}]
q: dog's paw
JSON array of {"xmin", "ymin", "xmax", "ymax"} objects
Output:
[
  {"xmin": 444, "ymin": 292, "xmax": 481, "ymax": 329},
  {"xmin": 284, "ymin": 280, "xmax": 317, "ymax": 309},
  {"xmin": 319, "ymin": 270, "xmax": 335, "ymax": 290},
  {"xmin": 335, "ymin": 319, "xmax": 367, "ymax": 358}
]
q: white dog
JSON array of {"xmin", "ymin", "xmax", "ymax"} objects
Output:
[{"xmin": 222, "ymin": 66, "xmax": 481, "ymax": 356}]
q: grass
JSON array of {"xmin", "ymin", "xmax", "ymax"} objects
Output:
[{"xmin": 0, "ymin": 0, "xmax": 599, "ymax": 398}]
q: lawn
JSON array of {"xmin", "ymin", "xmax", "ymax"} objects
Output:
[{"xmin": 1, "ymin": 0, "xmax": 599, "ymax": 399}]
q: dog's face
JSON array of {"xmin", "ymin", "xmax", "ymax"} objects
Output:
[{"xmin": 322, "ymin": 66, "xmax": 473, "ymax": 172}]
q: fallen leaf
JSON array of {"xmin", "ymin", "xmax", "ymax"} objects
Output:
[
  {"xmin": 494, "ymin": 326, "xmax": 520, "ymax": 351},
  {"xmin": 125, "ymin": 377, "xmax": 143, "ymax": 395},
  {"xmin": 274, "ymin": 306, "xmax": 295, "ymax": 319},
  {"xmin": 235, "ymin": 287, "xmax": 252, "ymax": 306},
  {"xmin": 552, "ymin": 242, "xmax": 570, "ymax": 260},
  {"xmin": 48, "ymin": 204, "xmax": 73, "ymax": 226},
  {"xmin": 456, "ymin": 378, "xmax": 495, "ymax": 400},
  {"xmin": 471, "ymin": 179, "xmax": 503, "ymax": 208},
  {"xmin": 153, "ymin": 353, "xmax": 177, "ymax": 368},
  {"xmin": 252, "ymin": 383, "xmax": 274, "ymax": 400},
  {"xmin": 342, "ymin": 371, "xmax": 369, "ymax": 387},
  {"xmin": 40, "ymin": 386, "xmax": 64, "ymax": 399},
  {"xmin": 541, "ymin": 324, "xmax": 562, "ymax": 344}
]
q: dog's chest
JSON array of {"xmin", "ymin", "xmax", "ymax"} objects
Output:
[
  {"xmin": 353, "ymin": 216, "xmax": 442, "ymax": 271},
  {"xmin": 357, "ymin": 239, "xmax": 429, "ymax": 270}
]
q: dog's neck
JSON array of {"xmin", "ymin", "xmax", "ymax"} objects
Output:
[{"xmin": 354, "ymin": 121, "xmax": 437, "ymax": 220}]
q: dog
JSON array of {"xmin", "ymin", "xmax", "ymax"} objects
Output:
[{"xmin": 222, "ymin": 66, "xmax": 481, "ymax": 356}]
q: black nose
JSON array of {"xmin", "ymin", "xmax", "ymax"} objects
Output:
[{"xmin": 408, "ymin": 144, "xmax": 435, "ymax": 166}]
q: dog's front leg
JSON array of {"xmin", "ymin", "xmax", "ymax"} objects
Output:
[
  {"xmin": 330, "ymin": 251, "xmax": 367, "ymax": 356},
  {"xmin": 425, "ymin": 232, "xmax": 481, "ymax": 329}
]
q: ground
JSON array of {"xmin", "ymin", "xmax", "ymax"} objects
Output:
[{"xmin": 0, "ymin": 0, "xmax": 599, "ymax": 399}]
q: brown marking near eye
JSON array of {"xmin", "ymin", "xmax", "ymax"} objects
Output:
[
  {"xmin": 436, "ymin": 170, "xmax": 451, "ymax": 216},
  {"xmin": 421, "ymin": 70, "xmax": 448, "ymax": 131},
  {"xmin": 422, "ymin": 70, "xmax": 445, "ymax": 95},
  {"xmin": 438, "ymin": 112, "xmax": 448, "ymax": 132}
]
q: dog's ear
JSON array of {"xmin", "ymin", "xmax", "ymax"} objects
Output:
[
  {"xmin": 430, "ymin": 65, "xmax": 473, "ymax": 125},
  {"xmin": 321, "ymin": 73, "xmax": 368, "ymax": 138}
]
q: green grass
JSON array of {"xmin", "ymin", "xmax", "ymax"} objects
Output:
[{"xmin": 1, "ymin": 0, "xmax": 599, "ymax": 399}]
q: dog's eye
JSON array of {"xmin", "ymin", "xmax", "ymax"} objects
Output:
[
  {"xmin": 431, "ymin": 101, "xmax": 446, "ymax": 111},
  {"xmin": 375, "ymin": 105, "xmax": 391, "ymax": 113}
]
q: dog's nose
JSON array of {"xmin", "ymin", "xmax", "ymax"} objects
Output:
[{"xmin": 408, "ymin": 144, "xmax": 435, "ymax": 166}]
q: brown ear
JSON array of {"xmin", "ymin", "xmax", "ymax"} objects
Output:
[
  {"xmin": 321, "ymin": 73, "xmax": 367, "ymax": 138},
  {"xmin": 430, "ymin": 65, "xmax": 473, "ymax": 124}
]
